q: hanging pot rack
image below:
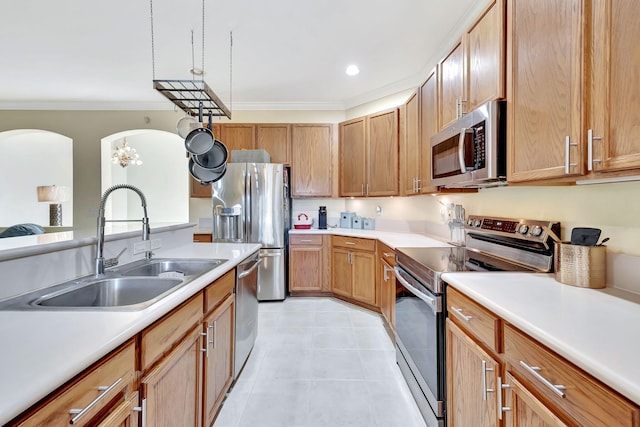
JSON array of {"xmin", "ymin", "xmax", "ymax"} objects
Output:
[{"xmin": 149, "ymin": 0, "xmax": 232, "ymax": 120}]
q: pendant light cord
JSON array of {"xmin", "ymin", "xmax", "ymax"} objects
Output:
[
  {"xmin": 149, "ymin": 0, "xmax": 156, "ymax": 80},
  {"xmin": 230, "ymin": 30, "xmax": 233, "ymax": 112}
]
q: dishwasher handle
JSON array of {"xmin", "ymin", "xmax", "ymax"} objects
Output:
[{"xmin": 238, "ymin": 255, "xmax": 261, "ymax": 279}]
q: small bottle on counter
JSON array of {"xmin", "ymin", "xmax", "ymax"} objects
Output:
[{"xmin": 318, "ymin": 206, "xmax": 327, "ymax": 229}]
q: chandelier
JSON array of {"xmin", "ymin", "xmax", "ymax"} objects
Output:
[{"xmin": 112, "ymin": 138, "xmax": 142, "ymax": 168}]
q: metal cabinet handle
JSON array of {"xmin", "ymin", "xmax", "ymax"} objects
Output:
[
  {"xmin": 69, "ymin": 378, "xmax": 123, "ymax": 424},
  {"xmin": 519, "ymin": 360, "xmax": 567, "ymax": 398},
  {"xmin": 361, "ymin": 183, "xmax": 365, "ymax": 196},
  {"xmin": 366, "ymin": 183, "xmax": 369, "ymax": 196},
  {"xmin": 497, "ymin": 376, "xmax": 511, "ymax": 420},
  {"xmin": 201, "ymin": 331, "xmax": 209, "ymax": 357},
  {"xmin": 345, "ymin": 241, "xmax": 356, "ymax": 245},
  {"xmin": 299, "ymin": 239, "xmax": 312, "ymax": 243},
  {"xmin": 347, "ymin": 252, "xmax": 352, "ymax": 265},
  {"xmin": 383, "ymin": 265, "xmax": 393, "ymax": 281},
  {"xmin": 564, "ymin": 135, "xmax": 578, "ymax": 174},
  {"xmin": 134, "ymin": 398, "xmax": 147, "ymax": 427},
  {"xmin": 450, "ymin": 306, "xmax": 472, "ymax": 322},
  {"xmin": 415, "ymin": 178, "xmax": 421, "ymax": 192},
  {"xmin": 383, "ymin": 252, "xmax": 394, "ymax": 257},
  {"xmin": 210, "ymin": 322, "xmax": 217, "ymax": 349},
  {"xmin": 482, "ymin": 360, "xmax": 494, "ymax": 400},
  {"xmin": 587, "ymin": 129, "xmax": 603, "ymax": 171}
]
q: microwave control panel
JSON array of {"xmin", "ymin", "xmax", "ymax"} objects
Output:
[{"xmin": 472, "ymin": 122, "xmax": 486, "ymax": 170}]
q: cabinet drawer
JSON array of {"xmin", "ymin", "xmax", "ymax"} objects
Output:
[
  {"xmin": 332, "ymin": 235, "xmax": 375, "ymax": 251},
  {"xmin": 204, "ymin": 269, "xmax": 235, "ymax": 314},
  {"xmin": 17, "ymin": 341, "xmax": 135, "ymax": 426},
  {"xmin": 290, "ymin": 234, "xmax": 323, "ymax": 246},
  {"xmin": 447, "ymin": 286, "xmax": 502, "ymax": 353},
  {"xmin": 377, "ymin": 241, "xmax": 395, "ymax": 266},
  {"xmin": 504, "ymin": 324, "xmax": 640, "ymax": 426},
  {"xmin": 193, "ymin": 233, "xmax": 212, "ymax": 242},
  {"xmin": 141, "ymin": 293, "xmax": 204, "ymax": 371}
]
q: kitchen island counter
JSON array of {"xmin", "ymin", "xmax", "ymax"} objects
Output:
[
  {"xmin": 442, "ymin": 272, "xmax": 640, "ymax": 407},
  {"xmin": 0, "ymin": 241, "xmax": 260, "ymax": 425}
]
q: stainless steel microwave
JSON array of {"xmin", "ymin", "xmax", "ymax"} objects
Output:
[{"xmin": 430, "ymin": 100, "xmax": 506, "ymax": 188}]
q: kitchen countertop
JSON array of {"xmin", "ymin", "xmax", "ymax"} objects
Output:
[
  {"xmin": 0, "ymin": 242, "xmax": 260, "ymax": 425},
  {"xmin": 442, "ymin": 272, "xmax": 640, "ymax": 406},
  {"xmin": 289, "ymin": 228, "xmax": 450, "ymax": 249}
]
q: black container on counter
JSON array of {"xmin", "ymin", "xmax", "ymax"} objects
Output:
[{"xmin": 318, "ymin": 206, "xmax": 327, "ymax": 229}]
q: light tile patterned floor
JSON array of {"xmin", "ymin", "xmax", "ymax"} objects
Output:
[{"xmin": 213, "ymin": 297, "xmax": 428, "ymax": 427}]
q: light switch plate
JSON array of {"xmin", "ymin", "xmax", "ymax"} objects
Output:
[
  {"xmin": 150, "ymin": 239, "xmax": 162, "ymax": 250},
  {"xmin": 133, "ymin": 240, "xmax": 151, "ymax": 254}
]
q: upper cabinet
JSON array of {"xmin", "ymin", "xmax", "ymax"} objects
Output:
[
  {"xmin": 420, "ymin": 70, "xmax": 439, "ymax": 194},
  {"xmin": 506, "ymin": 0, "xmax": 585, "ymax": 183},
  {"xmin": 400, "ymin": 89, "xmax": 421, "ymax": 196},
  {"xmin": 437, "ymin": 0, "xmax": 505, "ymax": 132},
  {"xmin": 220, "ymin": 124, "xmax": 256, "ymax": 162},
  {"xmin": 256, "ymin": 124, "xmax": 291, "ymax": 164},
  {"xmin": 291, "ymin": 124, "xmax": 334, "ymax": 197},
  {"xmin": 589, "ymin": 0, "xmax": 640, "ymax": 175},
  {"xmin": 339, "ymin": 109, "xmax": 399, "ymax": 197}
]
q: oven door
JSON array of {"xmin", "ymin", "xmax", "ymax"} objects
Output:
[{"xmin": 394, "ymin": 266, "xmax": 445, "ymax": 426}]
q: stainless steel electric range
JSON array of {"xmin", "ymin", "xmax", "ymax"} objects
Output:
[{"xmin": 393, "ymin": 215, "xmax": 560, "ymax": 427}]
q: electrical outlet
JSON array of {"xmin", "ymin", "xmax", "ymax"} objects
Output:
[
  {"xmin": 133, "ymin": 240, "xmax": 151, "ymax": 254},
  {"xmin": 150, "ymin": 238, "xmax": 162, "ymax": 250}
]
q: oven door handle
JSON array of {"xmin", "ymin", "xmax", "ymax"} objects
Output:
[{"xmin": 394, "ymin": 267, "xmax": 442, "ymax": 314}]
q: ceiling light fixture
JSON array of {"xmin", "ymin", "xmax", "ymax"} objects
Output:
[{"xmin": 346, "ymin": 65, "xmax": 360, "ymax": 76}]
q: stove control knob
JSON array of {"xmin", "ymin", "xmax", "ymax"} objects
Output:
[
  {"xmin": 518, "ymin": 224, "xmax": 529, "ymax": 235},
  {"xmin": 472, "ymin": 219, "xmax": 481, "ymax": 227},
  {"xmin": 468, "ymin": 219, "xmax": 474, "ymax": 226},
  {"xmin": 531, "ymin": 225, "xmax": 543, "ymax": 237}
]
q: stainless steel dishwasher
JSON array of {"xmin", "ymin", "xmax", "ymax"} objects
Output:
[{"xmin": 234, "ymin": 251, "xmax": 260, "ymax": 378}]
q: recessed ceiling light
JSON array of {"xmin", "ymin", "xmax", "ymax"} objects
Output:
[{"xmin": 346, "ymin": 65, "xmax": 360, "ymax": 76}]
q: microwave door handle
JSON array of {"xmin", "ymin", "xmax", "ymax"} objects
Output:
[{"xmin": 458, "ymin": 128, "xmax": 470, "ymax": 173}]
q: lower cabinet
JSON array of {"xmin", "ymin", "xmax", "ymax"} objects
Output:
[
  {"xmin": 502, "ymin": 372, "xmax": 568, "ymax": 427},
  {"xmin": 331, "ymin": 236, "xmax": 377, "ymax": 307},
  {"xmin": 377, "ymin": 241, "xmax": 396, "ymax": 329},
  {"xmin": 289, "ymin": 234, "xmax": 330, "ymax": 294},
  {"xmin": 95, "ymin": 391, "xmax": 140, "ymax": 427}
]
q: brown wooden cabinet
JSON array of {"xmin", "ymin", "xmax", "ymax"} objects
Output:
[
  {"xmin": 193, "ymin": 233, "xmax": 213, "ymax": 243},
  {"xmin": 331, "ymin": 236, "xmax": 377, "ymax": 307},
  {"xmin": 95, "ymin": 391, "xmax": 140, "ymax": 427},
  {"xmin": 191, "ymin": 177, "xmax": 212, "ymax": 198},
  {"xmin": 438, "ymin": 40, "xmax": 465, "ymax": 130},
  {"xmin": 256, "ymin": 124, "xmax": 291, "ymax": 164},
  {"xmin": 220, "ymin": 124, "xmax": 256, "ymax": 162},
  {"xmin": 502, "ymin": 372, "xmax": 569, "ymax": 427},
  {"xmin": 400, "ymin": 89, "xmax": 421, "ymax": 196},
  {"xmin": 339, "ymin": 109, "xmax": 399, "ymax": 197},
  {"xmin": 376, "ymin": 241, "xmax": 396, "ymax": 329},
  {"xmin": 291, "ymin": 124, "xmax": 334, "ymax": 197},
  {"xmin": 289, "ymin": 234, "xmax": 330, "ymax": 294},
  {"xmin": 446, "ymin": 320, "xmax": 499, "ymax": 427},
  {"xmin": 506, "ymin": 0, "xmax": 585, "ymax": 183},
  {"xmin": 420, "ymin": 70, "xmax": 439, "ymax": 194}
]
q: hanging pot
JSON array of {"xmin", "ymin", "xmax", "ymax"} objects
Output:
[
  {"xmin": 189, "ymin": 157, "xmax": 227, "ymax": 184},
  {"xmin": 184, "ymin": 127, "xmax": 214, "ymax": 155},
  {"xmin": 193, "ymin": 139, "xmax": 228, "ymax": 171}
]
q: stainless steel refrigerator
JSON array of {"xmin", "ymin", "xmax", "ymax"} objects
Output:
[{"xmin": 211, "ymin": 163, "xmax": 290, "ymax": 301}]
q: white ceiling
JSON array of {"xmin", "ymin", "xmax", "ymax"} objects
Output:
[{"xmin": 0, "ymin": 0, "xmax": 485, "ymax": 111}]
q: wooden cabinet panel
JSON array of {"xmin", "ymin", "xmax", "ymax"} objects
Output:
[
  {"xmin": 351, "ymin": 250, "xmax": 376, "ymax": 306},
  {"xmin": 193, "ymin": 233, "xmax": 212, "ymax": 242},
  {"xmin": 438, "ymin": 40, "xmax": 465, "ymax": 130},
  {"xmin": 190, "ymin": 177, "xmax": 212, "ymax": 198},
  {"xmin": 503, "ymin": 372, "xmax": 569, "ymax": 427},
  {"xmin": 140, "ymin": 294, "xmax": 203, "ymax": 371},
  {"xmin": 504, "ymin": 324, "xmax": 640, "ymax": 426},
  {"xmin": 400, "ymin": 90, "xmax": 421, "ymax": 196},
  {"xmin": 332, "ymin": 235, "xmax": 376, "ymax": 252},
  {"xmin": 256, "ymin": 124, "xmax": 291, "ymax": 164},
  {"xmin": 367, "ymin": 109, "xmax": 399, "ymax": 196},
  {"xmin": 339, "ymin": 117, "xmax": 367, "ymax": 196},
  {"xmin": 447, "ymin": 286, "xmax": 502, "ymax": 353},
  {"xmin": 15, "ymin": 341, "xmax": 136, "ymax": 427},
  {"xmin": 204, "ymin": 269, "xmax": 235, "ymax": 314},
  {"xmin": 420, "ymin": 70, "xmax": 439, "ymax": 194},
  {"xmin": 590, "ymin": 0, "xmax": 640, "ymax": 174},
  {"xmin": 507, "ymin": 0, "xmax": 584, "ymax": 182},
  {"xmin": 203, "ymin": 294, "xmax": 235, "ymax": 427},
  {"xmin": 141, "ymin": 327, "xmax": 203, "ymax": 427},
  {"xmin": 446, "ymin": 320, "xmax": 499, "ymax": 427},
  {"xmin": 377, "ymin": 242, "xmax": 395, "ymax": 329},
  {"xmin": 289, "ymin": 234, "xmax": 330, "ymax": 293},
  {"xmin": 291, "ymin": 124, "xmax": 333, "ymax": 197},
  {"xmin": 466, "ymin": 0, "xmax": 506, "ymax": 111},
  {"xmin": 289, "ymin": 234, "xmax": 323, "ymax": 246},
  {"xmin": 220, "ymin": 124, "xmax": 256, "ymax": 162},
  {"xmin": 331, "ymin": 247, "xmax": 352, "ymax": 298},
  {"xmin": 95, "ymin": 391, "xmax": 139, "ymax": 427}
]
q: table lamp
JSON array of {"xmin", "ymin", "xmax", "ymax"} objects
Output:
[{"xmin": 37, "ymin": 185, "xmax": 70, "ymax": 226}]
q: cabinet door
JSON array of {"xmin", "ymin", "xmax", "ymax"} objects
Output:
[
  {"xmin": 339, "ymin": 117, "xmax": 367, "ymax": 197},
  {"xmin": 438, "ymin": 40, "xmax": 465, "ymax": 130},
  {"xmin": 446, "ymin": 319, "xmax": 499, "ymax": 427},
  {"xmin": 190, "ymin": 177, "xmax": 212, "ymax": 198},
  {"xmin": 289, "ymin": 245, "xmax": 324, "ymax": 292},
  {"xmin": 590, "ymin": 0, "xmax": 640, "ymax": 173},
  {"xmin": 503, "ymin": 372, "xmax": 569, "ymax": 427},
  {"xmin": 351, "ymin": 250, "xmax": 377, "ymax": 306},
  {"xmin": 256, "ymin": 124, "xmax": 291, "ymax": 164},
  {"xmin": 507, "ymin": 0, "xmax": 585, "ymax": 182},
  {"xmin": 367, "ymin": 109, "xmax": 399, "ymax": 197},
  {"xmin": 220, "ymin": 124, "xmax": 256, "ymax": 162},
  {"xmin": 331, "ymin": 247, "xmax": 352, "ymax": 298},
  {"xmin": 400, "ymin": 90, "xmax": 420, "ymax": 196},
  {"xmin": 141, "ymin": 327, "xmax": 203, "ymax": 427},
  {"xmin": 420, "ymin": 70, "xmax": 439, "ymax": 194},
  {"xmin": 466, "ymin": 0, "xmax": 505, "ymax": 111},
  {"xmin": 379, "ymin": 258, "xmax": 395, "ymax": 329},
  {"xmin": 203, "ymin": 294, "xmax": 235, "ymax": 427},
  {"xmin": 95, "ymin": 391, "xmax": 139, "ymax": 427},
  {"xmin": 291, "ymin": 124, "xmax": 333, "ymax": 197}
]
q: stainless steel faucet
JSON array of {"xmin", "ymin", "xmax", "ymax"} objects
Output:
[{"xmin": 95, "ymin": 184, "xmax": 150, "ymax": 276}]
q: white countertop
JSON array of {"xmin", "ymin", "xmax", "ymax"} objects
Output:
[
  {"xmin": 442, "ymin": 272, "xmax": 640, "ymax": 406},
  {"xmin": 289, "ymin": 228, "xmax": 450, "ymax": 249},
  {"xmin": 0, "ymin": 242, "xmax": 260, "ymax": 425}
]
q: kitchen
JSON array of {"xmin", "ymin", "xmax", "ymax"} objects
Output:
[{"xmin": 1, "ymin": 0, "xmax": 640, "ymax": 426}]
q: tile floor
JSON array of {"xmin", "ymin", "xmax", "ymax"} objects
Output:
[{"xmin": 213, "ymin": 297, "xmax": 428, "ymax": 427}]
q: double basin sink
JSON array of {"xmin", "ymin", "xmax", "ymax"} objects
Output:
[{"xmin": 0, "ymin": 258, "xmax": 227, "ymax": 311}]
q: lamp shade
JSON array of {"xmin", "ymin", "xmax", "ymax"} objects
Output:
[{"xmin": 37, "ymin": 185, "xmax": 70, "ymax": 203}]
